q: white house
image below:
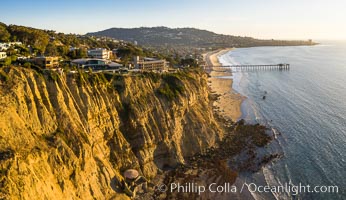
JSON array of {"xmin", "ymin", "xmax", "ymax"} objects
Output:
[
  {"xmin": 0, "ymin": 43, "xmax": 8, "ymax": 51},
  {"xmin": 0, "ymin": 52, "xmax": 7, "ymax": 60},
  {"xmin": 87, "ymin": 48, "xmax": 112, "ymax": 59},
  {"xmin": 0, "ymin": 42, "xmax": 23, "ymax": 51}
]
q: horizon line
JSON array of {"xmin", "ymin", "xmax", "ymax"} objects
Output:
[{"xmin": 2, "ymin": 21, "xmax": 345, "ymax": 42}]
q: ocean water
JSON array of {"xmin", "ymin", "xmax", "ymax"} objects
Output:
[{"xmin": 219, "ymin": 42, "xmax": 346, "ymax": 200}]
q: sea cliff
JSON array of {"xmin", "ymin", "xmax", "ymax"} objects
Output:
[{"xmin": 0, "ymin": 67, "xmax": 223, "ymax": 199}]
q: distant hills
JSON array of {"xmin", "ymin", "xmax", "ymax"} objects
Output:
[{"xmin": 87, "ymin": 26, "xmax": 316, "ymax": 48}]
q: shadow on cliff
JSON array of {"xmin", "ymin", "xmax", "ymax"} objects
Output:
[
  {"xmin": 153, "ymin": 142, "xmax": 180, "ymax": 171},
  {"xmin": 110, "ymin": 176, "xmax": 123, "ymax": 193}
]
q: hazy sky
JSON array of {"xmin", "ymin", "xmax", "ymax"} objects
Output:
[{"xmin": 2, "ymin": 0, "xmax": 346, "ymax": 40}]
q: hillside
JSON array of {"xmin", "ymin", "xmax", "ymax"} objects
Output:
[
  {"xmin": 0, "ymin": 22, "xmax": 124, "ymax": 58},
  {"xmin": 1, "ymin": 22, "xmax": 183, "ymax": 66},
  {"xmin": 87, "ymin": 26, "xmax": 316, "ymax": 48}
]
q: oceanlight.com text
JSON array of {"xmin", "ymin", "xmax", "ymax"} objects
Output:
[
  {"xmin": 155, "ymin": 182, "xmax": 339, "ymax": 196},
  {"xmin": 244, "ymin": 182, "xmax": 339, "ymax": 196}
]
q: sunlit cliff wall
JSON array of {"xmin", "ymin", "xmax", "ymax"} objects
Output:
[{"xmin": 0, "ymin": 67, "xmax": 222, "ymax": 200}]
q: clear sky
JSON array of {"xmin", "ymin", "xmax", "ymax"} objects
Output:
[{"xmin": 2, "ymin": 0, "xmax": 346, "ymax": 40}]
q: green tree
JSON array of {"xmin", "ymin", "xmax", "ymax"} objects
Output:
[
  {"xmin": 15, "ymin": 45, "xmax": 30, "ymax": 56},
  {"xmin": 67, "ymin": 50, "xmax": 77, "ymax": 59},
  {"xmin": 0, "ymin": 26, "xmax": 10, "ymax": 42},
  {"xmin": 76, "ymin": 48, "xmax": 87, "ymax": 58},
  {"xmin": 180, "ymin": 58, "xmax": 198, "ymax": 67},
  {"xmin": 10, "ymin": 55, "xmax": 17, "ymax": 62},
  {"xmin": 8, "ymin": 25, "xmax": 49, "ymax": 54},
  {"xmin": 57, "ymin": 46, "xmax": 69, "ymax": 57},
  {"xmin": 11, "ymin": 35, "xmax": 17, "ymax": 42},
  {"xmin": 67, "ymin": 48, "xmax": 87, "ymax": 59},
  {"xmin": 31, "ymin": 30, "xmax": 49, "ymax": 53},
  {"xmin": 6, "ymin": 46, "xmax": 16, "ymax": 56},
  {"xmin": 23, "ymin": 62, "xmax": 31, "ymax": 68},
  {"xmin": 45, "ymin": 43, "xmax": 58, "ymax": 56},
  {"xmin": 3, "ymin": 57, "xmax": 11, "ymax": 66}
]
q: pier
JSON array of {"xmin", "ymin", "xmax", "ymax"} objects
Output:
[{"xmin": 212, "ymin": 63, "xmax": 290, "ymax": 71}]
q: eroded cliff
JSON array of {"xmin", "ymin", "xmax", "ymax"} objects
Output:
[{"xmin": 0, "ymin": 67, "xmax": 223, "ymax": 199}]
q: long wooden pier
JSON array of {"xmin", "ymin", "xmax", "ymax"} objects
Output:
[{"xmin": 212, "ymin": 63, "xmax": 290, "ymax": 70}]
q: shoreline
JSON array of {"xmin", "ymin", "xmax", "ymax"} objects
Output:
[
  {"xmin": 148, "ymin": 50, "xmax": 280, "ymax": 199},
  {"xmin": 203, "ymin": 48, "xmax": 279, "ymax": 200},
  {"xmin": 204, "ymin": 48, "xmax": 245, "ymax": 122}
]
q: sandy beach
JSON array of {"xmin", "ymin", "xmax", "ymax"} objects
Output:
[
  {"xmin": 203, "ymin": 49, "xmax": 263, "ymax": 200},
  {"xmin": 205, "ymin": 48, "xmax": 245, "ymax": 122}
]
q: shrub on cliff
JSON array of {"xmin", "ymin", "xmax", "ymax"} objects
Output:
[
  {"xmin": 0, "ymin": 69, "xmax": 10, "ymax": 82},
  {"xmin": 45, "ymin": 70, "xmax": 59, "ymax": 82},
  {"xmin": 163, "ymin": 74, "xmax": 185, "ymax": 93},
  {"xmin": 157, "ymin": 83, "xmax": 176, "ymax": 100},
  {"xmin": 141, "ymin": 71, "xmax": 161, "ymax": 83},
  {"xmin": 157, "ymin": 73, "xmax": 185, "ymax": 100}
]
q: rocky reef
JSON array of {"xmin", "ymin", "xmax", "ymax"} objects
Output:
[
  {"xmin": 153, "ymin": 117, "xmax": 280, "ymax": 200},
  {"xmin": 0, "ymin": 67, "xmax": 223, "ymax": 199}
]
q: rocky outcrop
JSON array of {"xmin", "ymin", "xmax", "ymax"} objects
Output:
[{"xmin": 0, "ymin": 67, "xmax": 222, "ymax": 200}]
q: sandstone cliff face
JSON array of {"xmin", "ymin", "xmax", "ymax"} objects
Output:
[{"xmin": 0, "ymin": 67, "xmax": 222, "ymax": 199}]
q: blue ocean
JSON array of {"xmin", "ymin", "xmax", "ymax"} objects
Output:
[{"xmin": 219, "ymin": 42, "xmax": 346, "ymax": 200}]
